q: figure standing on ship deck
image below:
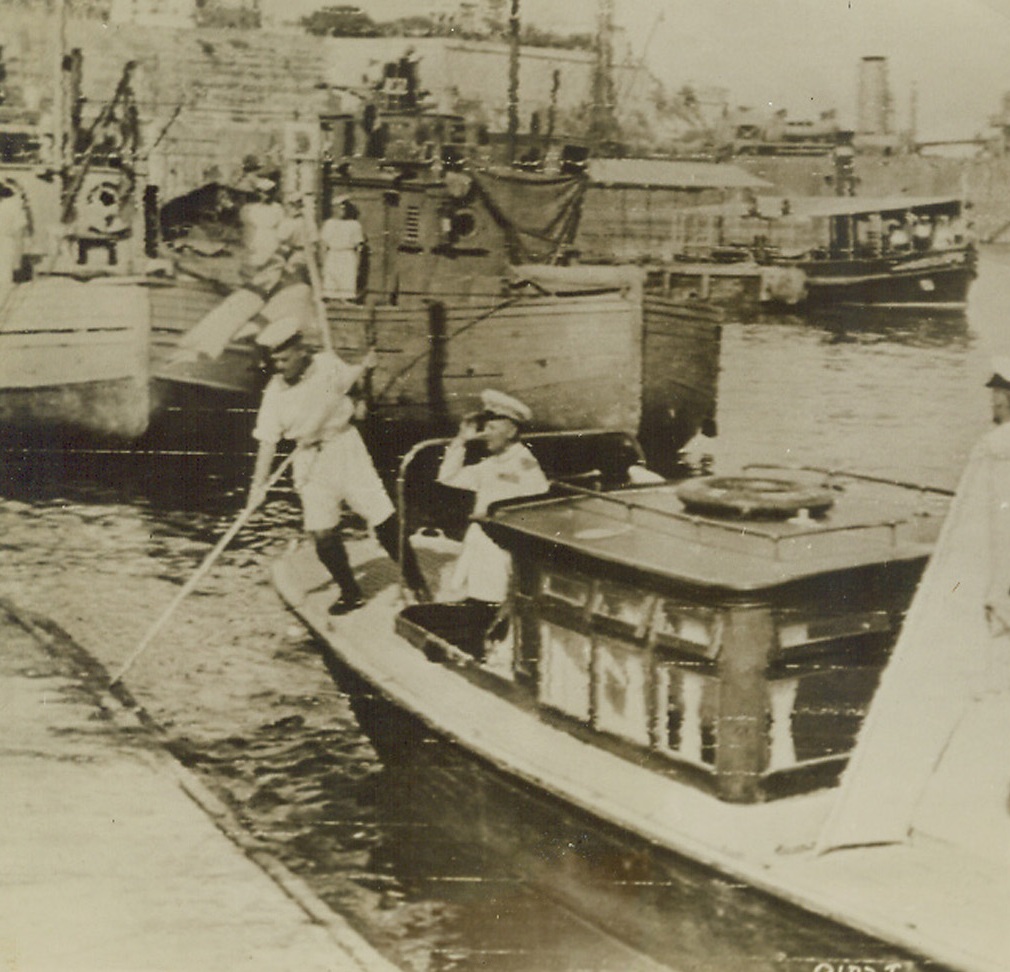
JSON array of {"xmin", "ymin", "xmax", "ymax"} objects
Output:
[
  {"xmin": 248, "ymin": 316, "xmax": 429, "ymax": 614},
  {"xmin": 0, "ymin": 180, "xmax": 27, "ymax": 305},
  {"xmin": 437, "ymin": 390, "xmax": 549, "ymax": 637},
  {"xmin": 171, "ymin": 174, "xmax": 313, "ymax": 362},
  {"xmin": 320, "ymin": 196, "xmax": 365, "ymax": 301}
]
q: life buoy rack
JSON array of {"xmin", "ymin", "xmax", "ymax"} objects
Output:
[{"xmin": 676, "ymin": 475, "xmax": 834, "ymax": 520}]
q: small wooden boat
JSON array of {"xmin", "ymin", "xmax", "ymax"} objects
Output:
[{"xmin": 273, "ymin": 434, "xmax": 1008, "ymax": 971}]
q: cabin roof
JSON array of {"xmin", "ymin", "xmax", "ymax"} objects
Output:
[
  {"xmin": 678, "ymin": 195, "xmax": 965, "ymax": 220},
  {"xmin": 485, "ymin": 476, "xmax": 943, "ymax": 592},
  {"xmin": 587, "ymin": 157, "xmax": 771, "ymax": 191}
]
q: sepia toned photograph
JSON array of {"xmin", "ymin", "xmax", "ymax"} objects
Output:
[{"xmin": 0, "ymin": 1, "xmax": 1007, "ymax": 970}]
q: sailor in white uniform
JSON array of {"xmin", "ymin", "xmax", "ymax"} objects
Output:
[
  {"xmin": 171, "ymin": 176, "xmax": 313, "ymax": 363},
  {"xmin": 248, "ymin": 316, "xmax": 428, "ymax": 613},
  {"xmin": 437, "ymin": 390, "xmax": 549, "ymax": 611},
  {"xmin": 320, "ymin": 196, "xmax": 364, "ymax": 300}
]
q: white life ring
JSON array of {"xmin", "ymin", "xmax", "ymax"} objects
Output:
[{"xmin": 676, "ymin": 475, "xmax": 834, "ymax": 519}]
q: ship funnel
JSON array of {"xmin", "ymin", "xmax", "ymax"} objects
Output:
[{"xmin": 857, "ymin": 56, "xmax": 892, "ymax": 135}]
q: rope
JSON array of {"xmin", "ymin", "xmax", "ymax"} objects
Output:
[{"xmin": 372, "ymin": 296, "xmax": 520, "ymax": 403}]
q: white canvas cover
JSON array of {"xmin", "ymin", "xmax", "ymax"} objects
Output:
[{"xmin": 817, "ymin": 422, "xmax": 1010, "ymax": 853}]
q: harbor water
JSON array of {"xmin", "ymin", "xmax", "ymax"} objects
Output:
[{"xmin": 3, "ymin": 247, "xmax": 1009, "ymax": 972}]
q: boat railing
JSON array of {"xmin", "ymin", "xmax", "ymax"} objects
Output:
[
  {"xmin": 742, "ymin": 462, "xmax": 955, "ymax": 498},
  {"xmin": 548, "ymin": 469, "xmax": 947, "ymax": 563},
  {"xmin": 395, "ymin": 428, "xmax": 648, "ymax": 592}
]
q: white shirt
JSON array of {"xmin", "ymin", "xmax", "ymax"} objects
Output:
[
  {"xmin": 253, "ymin": 350, "xmax": 359, "ymax": 446},
  {"xmin": 438, "ymin": 440, "xmax": 549, "ymax": 515},
  {"xmin": 437, "ymin": 440, "xmax": 549, "ymax": 602},
  {"xmin": 242, "ymin": 201, "xmax": 296, "ymax": 270}
]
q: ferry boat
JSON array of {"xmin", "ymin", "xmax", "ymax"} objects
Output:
[
  {"xmin": 272, "ymin": 432, "xmax": 1008, "ymax": 971},
  {"xmin": 668, "ymin": 195, "xmax": 977, "ymax": 312}
]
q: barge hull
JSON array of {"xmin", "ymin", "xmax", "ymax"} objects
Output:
[{"xmin": 0, "ymin": 278, "xmax": 150, "ymax": 439}]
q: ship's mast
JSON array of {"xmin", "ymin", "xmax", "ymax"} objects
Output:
[
  {"xmin": 589, "ymin": 0, "xmax": 618, "ymax": 154},
  {"xmin": 51, "ymin": 0, "xmax": 67, "ymax": 171},
  {"xmin": 507, "ymin": 0, "xmax": 520, "ymax": 163}
]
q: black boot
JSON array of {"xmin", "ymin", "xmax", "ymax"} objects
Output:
[
  {"xmin": 314, "ymin": 531, "xmax": 364, "ymax": 613},
  {"xmin": 374, "ymin": 514, "xmax": 431, "ymax": 602}
]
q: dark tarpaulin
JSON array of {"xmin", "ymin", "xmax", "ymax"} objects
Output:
[{"xmin": 467, "ymin": 165, "xmax": 586, "ymax": 264}]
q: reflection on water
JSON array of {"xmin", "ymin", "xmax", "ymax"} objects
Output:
[
  {"xmin": 685, "ymin": 257, "xmax": 1002, "ymax": 490},
  {"xmin": 781, "ymin": 306, "xmax": 972, "ymax": 349},
  {"xmin": 5, "ymin": 248, "xmax": 1010, "ymax": 971}
]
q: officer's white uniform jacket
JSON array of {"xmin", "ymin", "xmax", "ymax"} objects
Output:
[{"xmin": 437, "ymin": 440, "xmax": 549, "ymax": 603}]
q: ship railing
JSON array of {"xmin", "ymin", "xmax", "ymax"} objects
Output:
[
  {"xmin": 548, "ymin": 465, "xmax": 950, "ymax": 563},
  {"xmin": 741, "ymin": 462, "xmax": 955, "ymax": 497}
]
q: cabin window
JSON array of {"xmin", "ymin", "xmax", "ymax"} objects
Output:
[
  {"xmin": 402, "ymin": 205, "xmax": 421, "ymax": 246},
  {"xmin": 776, "ymin": 610, "xmax": 891, "ymax": 653},
  {"xmin": 538, "ymin": 621, "xmax": 591, "ymax": 721},
  {"xmin": 787, "ymin": 666, "xmax": 883, "ymax": 766},
  {"xmin": 541, "ymin": 571, "xmax": 591, "ymax": 608},
  {"xmin": 652, "ymin": 599, "xmax": 720, "ymax": 658},
  {"xmin": 654, "ymin": 664, "xmax": 718, "ymax": 767},
  {"xmin": 591, "ymin": 582, "xmax": 653, "ymax": 635},
  {"xmin": 593, "ymin": 636, "xmax": 650, "ymax": 746}
]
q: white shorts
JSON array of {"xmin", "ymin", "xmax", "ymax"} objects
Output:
[{"xmin": 292, "ymin": 427, "xmax": 394, "ymax": 532}]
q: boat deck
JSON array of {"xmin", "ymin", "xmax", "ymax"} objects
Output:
[{"xmin": 274, "ymin": 539, "xmax": 1010, "ymax": 972}]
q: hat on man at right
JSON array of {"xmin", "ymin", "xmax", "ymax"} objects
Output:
[{"xmin": 985, "ymin": 356, "xmax": 1010, "ymax": 390}]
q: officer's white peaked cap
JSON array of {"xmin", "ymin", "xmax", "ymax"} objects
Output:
[
  {"xmin": 256, "ymin": 316, "xmax": 303, "ymax": 351},
  {"xmin": 481, "ymin": 389, "xmax": 532, "ymax": 424}
]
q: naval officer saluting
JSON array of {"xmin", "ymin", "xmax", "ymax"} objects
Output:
[
  {"xmin": 248, "ymin": 316, "xmax": 428, "ymax": 613},
  {"xmin": 437, "ymin": 390, "xmax": 549, "ymax": 633}
]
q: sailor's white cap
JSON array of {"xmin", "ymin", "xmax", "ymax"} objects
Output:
[
  {"xmin": 480, "ymin": 389, "xmax": 532, "ymax": 424},
  {"xmin": 255, "ymin": 316, "xmax": 303, "ymax": 351},
  {"xmin": 986, "ymin": 355, "xmax": 1010, "ymax": 390}
]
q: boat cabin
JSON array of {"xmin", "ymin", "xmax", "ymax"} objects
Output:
[
  {"xmin": 670, "ymin": 194, "xmax": 973, "ymax": 264},
  {"xmin": 397, "ymin": 449, "xmax": 949, "ymax": 804}
]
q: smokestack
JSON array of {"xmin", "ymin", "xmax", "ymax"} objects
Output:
[{"xmin": 857, "ymin": 56, "xmax": 892, "ymax": 135}]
